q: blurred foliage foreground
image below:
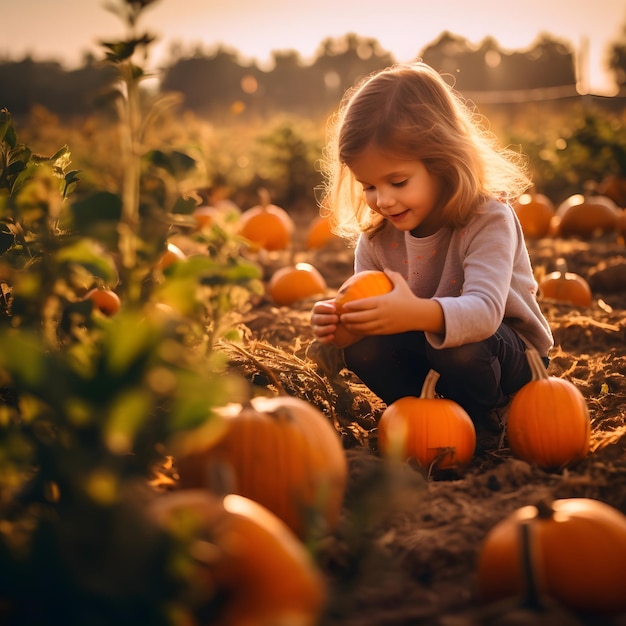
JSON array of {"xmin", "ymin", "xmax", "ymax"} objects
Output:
[{"xmin": 0, "ymin": 5, "xmax": 266, "ymax": 622}]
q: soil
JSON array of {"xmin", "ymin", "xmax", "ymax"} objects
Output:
[{"xmin": 225, "ymin": 229, "xmax": 626, "ymax": 626}]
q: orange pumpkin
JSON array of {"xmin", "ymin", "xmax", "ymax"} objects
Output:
[
  {"xmin": 618, "ymin": 207, "xmax": 626, "ymax": 240},
  {"xmin": 538, "ymin": 257, "xmax": 592, "ymax": 307},
  {"xmin": 172, "ymin": 395, "xmax": 348, "ymax": 540},
  {"xmin": 512, "ymin": 191, "xmax": 554, "ymax": 239},
  {"xmin": 377, "ymin": 369, "xmax": 476, "ymax": 472},
  {"xmin": 335, "ymin": 270, "xmax": 393, "ymax": 313},
  {"xmin": 306, "ymin": 215, "xmax": 340, "ymax": 249},
  {"xmin": 507, "ymin": 347, "xmax": 590, "ymax": 470},
  {"xmin": 193, "ymin": 205, "xmax": 219, "ymax": 229},
  {"xmin": 149, "ymin": 490, "xmax": 326, "ymax": 626},
  {"xmin": 194, "ymin": 199, "xmax": 241, "ymax": 230},
  {"xmin": 333, "ymin": 270, "xmax": 394, "ymax": 347},
  {"xmin": 85, "ymin": 287, "xmax": 121, "ymax": 316},
  {"xmin": 267, "ymin": 262, "xmax": 327, "ymax": 306},
  {"xmin": 239, "ymin": 189, "xmax": 295, "ymax": 251},
  {"xmin": 156, "ymin": 242, "xmax": 186, "ymax": 270},
  {"xmin": 598, "ymin": 174, "xmax": 626, "ymax": 207},
  {"xmin": 476, "ymin": 497, "xmax": 626, "ymax": 615},
  {"xmin": 555, "ymin": 193, "xmax": 620, "ymax": 239}
]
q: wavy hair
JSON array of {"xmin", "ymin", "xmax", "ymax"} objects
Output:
[{"xmin": 318, "ymin": 62, "xmax": 531, "ymax": 242}]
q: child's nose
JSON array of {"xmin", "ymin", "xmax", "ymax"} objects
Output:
[{"xmin": 377, "ymin": 190, "xmax": 396, "ymax": 209}]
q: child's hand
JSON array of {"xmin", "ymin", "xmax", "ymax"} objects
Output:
[
  {"xmin": 310, "ymin": 299, "xmax": 338, "ymax": 343},
  {"xmin": 338, "ymin": 270, "xmax": 437, "ymax": 335},
  {"xmin": 310, "ymin": 299, "xmax": 362, "ymax": 347}
]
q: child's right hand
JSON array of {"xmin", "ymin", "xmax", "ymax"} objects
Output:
[
  {"xmin": 311, "ymin": 299, "xmax": 362, "ymax": 347},
  {"xmin": 310, "ymin": 299, "xmax": 339, "ymax": 343}
]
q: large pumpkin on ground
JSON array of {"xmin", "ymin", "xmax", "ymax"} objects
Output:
[
  {"xmin": 476, "ymin": 497, "xmax": 626, "ymax": 615},
  {"xmin": 555, "ymin": 193, "xmax": 620, "ymax": 239},
  {"xmin": 172, "ymin": 395, "xmax": 348, "ymax": 540},
  {"xmin": 149, "ymin": 490, "xmax": 326, "ymax": 626},
  {"xmin": 507, "ymin": 347, "xmax": 590, "ymax": 470},
  {"xmin": 377, "ymin": 369, "xmax": 476, "ymax": 472}
]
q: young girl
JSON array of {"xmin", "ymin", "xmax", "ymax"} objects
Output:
[{"xmin": 310, "ymin": 61, "xmax": 553, "ymax": 439}]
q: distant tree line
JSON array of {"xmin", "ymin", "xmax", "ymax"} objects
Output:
[{"xmin": 2, "ymin": 28, "xmax": 626, "ymax": 121}]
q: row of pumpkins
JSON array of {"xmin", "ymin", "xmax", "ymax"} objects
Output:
[
  {"xmin": 188, "ymin": 188, "xmax": 622, "ymax": 310},
  {"xmin": 512, "ymin": 190, "xmax": 626, "ymax": 241},
  {"xmin": 197, "ymin": 186, "xmax": 626, "ymax": 252},
  {"xmin": 143, "ymin": 264, "xmax": 626, "ymax": 623},
  {"xmin": 135, "ymin": 191, "xmax": 626, "ymax": 623}
]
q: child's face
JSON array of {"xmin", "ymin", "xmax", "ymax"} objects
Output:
[{"xmin": 350, "ymin": 144, "xmax": 442, "ymax": 237}]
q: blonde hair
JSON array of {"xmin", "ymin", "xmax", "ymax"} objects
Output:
[{"xmin": 318, "ymin": 62, "xmax": 531, "ymax": 242}]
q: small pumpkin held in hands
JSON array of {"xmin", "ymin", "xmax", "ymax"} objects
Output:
[
  {"xmin": 335, "ymin": 270, "xmax": 393, "ymax": 313},
  {"xmin": 377, "ymin": 369, "xmax": 476, "ymax": 473},
  {"xmin": 507, "ymin": 347, "xmax": 590, "ymax": 470},
  {"xmin": 172, "ymin": 395, "xmax": 348, "ymax": 541},
  {"xmin": 476, "ymin": 497, "xmax": 626, "ymax": 616},
  {"xmin": 333, "ymin": 270, "xmax": 393, "ymax": 346}
]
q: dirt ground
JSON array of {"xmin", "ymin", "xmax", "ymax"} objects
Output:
[{"xmin": 227, "ymin": 230, "xmax": 626, "ymax": 626}]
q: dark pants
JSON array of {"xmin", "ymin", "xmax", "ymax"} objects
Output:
[{"xmin": 343, "ymin": 323, "xmax": 544, "ymax": 424}]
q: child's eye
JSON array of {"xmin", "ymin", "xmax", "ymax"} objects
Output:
[{"xmin": 391, "ymin": 180, "xmax": 408, "ymax": 188}]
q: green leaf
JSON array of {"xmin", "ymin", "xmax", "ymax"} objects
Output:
[
  {"xmin": 54, "ymin": 239, "xmax": 119, "ymax": 284},
  {"xmin": 0, "ymin": 223, "xmax": 15, "ymax": 254},
  {"xmin": 0, "ymin": 109, "xmax": 16, "ymax": 148},
  {"xmin": 171, "ymin": 194, "xmax": 198, "ymax": 216},
  {"xmin": 70, "ymin": 191, "xmax": 123, "ymax": 229},
  {"xmin": 104, "ymin": 312, "xmax": 155, "ymax": 375},
  {"xmin": 104, "ymin": 387, "xmax": 152, "ymax": 454},
  {"xmin": 0, "ymin": 331, "xmax": 45, "ymax": 387},
  {"xmin": 144, "ymin": 149, "xmax": 197, "ymax": 178}
]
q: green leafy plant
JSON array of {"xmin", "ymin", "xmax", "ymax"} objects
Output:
[{"xmin": 0, "ymin": 2, "xmax": 262, "ymax": 624}]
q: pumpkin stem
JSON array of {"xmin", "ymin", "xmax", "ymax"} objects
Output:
[
  {"xmin": 258, "ymin": 187, "xmax": 270, "ymax": 210},
  {"xmin": 525, "ymin": 347, "xmax": 549, "ymax": 383},
  {"xmin": 555, "ymin": 257, "xmax": 568, "ymax": 276},
  {"xmin": 534, "ymin": 497, "xmax": 555, "ymax": 520},
  {"xmin": 420, "ymin": 369, "xmax": 440, "ymax": 399},
  {"xmin": 518, "ymin": 519, "xmax": 546, "ymax": 611}
]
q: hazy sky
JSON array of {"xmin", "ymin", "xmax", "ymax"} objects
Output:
[{"xmin": 3, "ymin": 0, "xmax": 625, "ymax": 94}]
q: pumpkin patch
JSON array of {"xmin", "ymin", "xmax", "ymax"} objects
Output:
[{"xmin": 3, "ymin": 27, "xmax": 626, "ymax": 622}]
